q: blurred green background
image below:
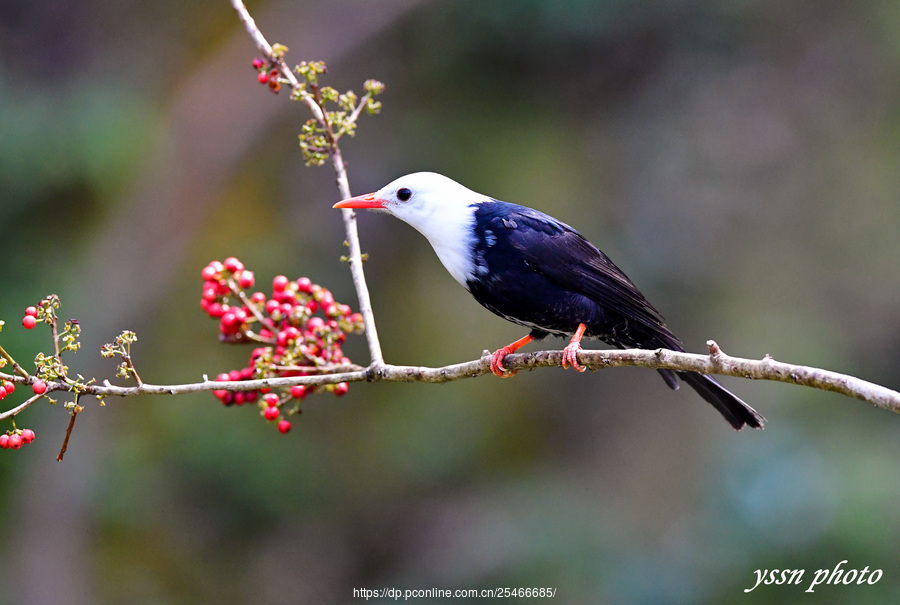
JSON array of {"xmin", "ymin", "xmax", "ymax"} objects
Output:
[{"xmin": 2, "ymin": 0, "xmax": 900, "ymax": 603}]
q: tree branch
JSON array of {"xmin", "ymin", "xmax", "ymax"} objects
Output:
[
  {"xmin": 230, "ymin": 0, "xmax": 384, "ymax": 366},
  {"xmin": 5, "ymin": 341, "xmax": 894, "ymax": 417}
]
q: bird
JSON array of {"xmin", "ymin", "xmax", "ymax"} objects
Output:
[{"xmin": 334, "ymin": 172, "xmax": 764, "ymax": 430}]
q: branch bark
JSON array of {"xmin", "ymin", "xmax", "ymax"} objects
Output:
[{"xmin": 4, "ymin": 341, "xmax": 896, "ymax": 419}]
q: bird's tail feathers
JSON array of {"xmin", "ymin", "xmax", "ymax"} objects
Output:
[{"xmin": 677, "ymin": 371, "xmax": 765, "ymax": 430}]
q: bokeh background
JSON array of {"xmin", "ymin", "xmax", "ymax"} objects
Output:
[{"xmin": 2, "ymin": 0, "xmax": 900, "ymax": 603}]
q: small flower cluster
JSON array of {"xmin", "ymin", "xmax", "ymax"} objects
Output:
[
  {"xmin": 201, "ymin": 257, "xmax": 363, "ymax": 432},
  {"xmin": 100, "ymin": 330, "xmax": 141, "ymax": 383},
  {"xmin": 293, "ymin": 60, "xmax": 385, "ymax": 166},
  {"xmin": 0, "ymin": 428, "xmax": 35, "ymax": 450}
]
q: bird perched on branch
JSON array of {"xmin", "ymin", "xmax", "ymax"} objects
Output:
[{"xmin": 334, "ymin": 172, "xmax": 764, "ymax": 430}]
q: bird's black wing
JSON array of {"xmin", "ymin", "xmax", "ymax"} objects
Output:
[
  {"xmin": 473, "ymin": 202, "xmax": 766, "ymax": 429},
  {"xmin": 476, "ymin": 201, "xmax": 679, "ymax": 347}
]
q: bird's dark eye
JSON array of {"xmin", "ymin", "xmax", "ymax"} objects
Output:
[{"xmin": 397, "ymin": 187, "xmax": 412, "ymax": 201}]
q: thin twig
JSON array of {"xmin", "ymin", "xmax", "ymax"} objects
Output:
[
  {"xmin": 228, "ymin": 278, "xmax": 277, "ymax": 333},
  {"xmin": 56, "ymin": 408, "xmax": 79, "ymax": 462},
  {"xmin": 346, "ymin": 93, "xmax": 374, "ymax": 129},
  {"xmin": 0, "ymin": 394, "xmax": 43, "ymax": 422},
  {"xmin": 123, "ymin": 354, "xmax": 143, "ymax": 386},
  {"xmin": 229, "ymin": 0, "xmax": 385, "ymax": 366},
  {"xmin": 229, "ymin": 0, "xmax": 321, "ymax": 120}
]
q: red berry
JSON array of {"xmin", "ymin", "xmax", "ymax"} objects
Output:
[
  {"xmin": 0, "ymin": 434, "xmax": 8, "ymax": 449},
  {"xmin": 220, "ymin": 312, "xmax": 240, "ymax": 333},
  {"xmin": 258, "ymin": 71, "xmax": 269, "ymax": 84},
  {"xmin": 296, "ymin": 277, "xmax": 312, "ymax": 293},
  {"xmin": 273, "ymin": 275, "xmax": 289, "ymax": 291},
  {"xmin": 318, "ymin": 289, "xmax": 335, "ymax": 307},
  {"xmin": 22, "ymin": 315, "xmax": 37, "ymax": 329},
  {"xmin": 265, "ymin": 299, "xmax": 280, "ymax": 314},
  {"xmin": 223, "ymin": 257, "xmax": 244, "ymax": 273},
  {"xmin": 7, "ymin": 433, "xmax": 22, "ymax": 449},
  {"xmin": 262, "ymin": 393, "xmax": 280, "ymax": 407},
  {"xmin": 201, "ymin": 264, "xmax": 219, "ymax": 281},
  {"xmin": 0, "ymin": 389, "xmax": 5, "ymax": 401},
  {"xmin": 333, "ymin": 382, "xmax": 349, "ymax": 396},
  {"xmin": 25, "ymin": 306, "xmax": 37, "ymax": 317},
  {"xmin": 237, "ymin": 271, "xmax": 255, "ymax": 289},
  {"xmin": 32, "ymin": 380, "xmax": 47, "ymax": 395},
  {"xmin": 21, "ymin": 429, "xmax": 35, "ymax": 444},
  {"xmin": 277, "ymin": 419, "xmax": 291, "ymax": 434},
  {"xmin": 3, "ymin": 381, "xmax": 14, "ymax": 395},
  {"xmin": 290, "ymin": 384, "xmax": 308, "ymax": 399},
  {"xmin": 251, "ymin": 291, "xmax": 266, "ymax": 304},
  {"xmin": 263, "ymin": 406, "xmax": 280, "ymax": 421},
  {"xmin": 252, "ymin": 58, "xmax": 265, "ymax": 69}
]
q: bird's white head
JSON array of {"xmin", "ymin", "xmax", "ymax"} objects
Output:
[{"xmin": 334, "ymin": 172, "xmax": 487, "ymax": 286}]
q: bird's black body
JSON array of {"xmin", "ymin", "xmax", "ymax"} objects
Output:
[
  {"xmin": 334, "ymin": 172, "xmax": 765, "ymax": 430},
  {"xmin": 466, "ymin": 201, "xmax": 764, "ymax": 430}
]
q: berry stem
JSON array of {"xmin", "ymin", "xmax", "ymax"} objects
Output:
[{"xmin": 227, "ymin": 278, "xmax": 277, "ymax": 333}]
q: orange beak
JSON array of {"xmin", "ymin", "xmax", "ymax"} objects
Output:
[{"xmin": 333, "ymin": 192, "xmax": 387, "ymax": 209}]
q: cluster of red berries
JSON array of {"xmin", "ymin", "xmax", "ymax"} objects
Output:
[
  {"xmin": 201, "ymin": 258, "xmax": 362, "ymax": 432},
  {"xmin": 0, "ymin": 428, "xmax": 35, "ymax": 450},
  {"xmin": 0, "ymin": 378, "xmax": 48, "ymax": 401},
  {"xmin": 0, "ymin": 380, "xmax": 14, "ymax": 401},
  {"xmin": 1, "ymin": 380, "xmax": 37, "ymax": 450},
  {"xmin": 253, "ymin": 57, "xmax": 281, "ymax": 94},
  {"xmin": 22, "ymin": 305, "xmax": 38, "ymax": 329}
]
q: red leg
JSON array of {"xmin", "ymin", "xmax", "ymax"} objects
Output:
[
  {"xmin": 490, "ymin": 334, "xmax": 535, "ymax": 377},
  {"xmin": 561, "ymin": 323, "xmax": 587, "ymax": 372}
]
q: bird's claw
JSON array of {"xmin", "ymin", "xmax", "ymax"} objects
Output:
[
  {"xmin": 561, "ymin": 342, "xmax": 586, "ymax": 372},
  {"xmin": 490, "ymin": 348, "xmax": 518, "ymax": 377}
]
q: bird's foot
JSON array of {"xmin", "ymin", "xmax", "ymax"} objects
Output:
[
  {"xmin": 561, "ymin": 342, "xmax": 586, "ymax": 372},
  {"xmin": 490, "ymin": 347, "xmax": 518, "ymax": 377}
]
